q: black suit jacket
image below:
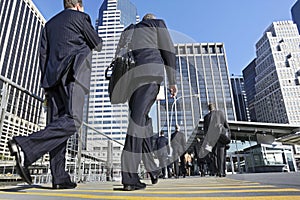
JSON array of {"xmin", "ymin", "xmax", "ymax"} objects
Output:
[
  {"xmin": 155, "ymin": 135, "xmax": 170, "ymax": 156},
  {"xmin": 40, "ymin": 9, "xmax": 102, "ymax": 90},
  {"xmin": 203, "ymin": 110, "xmax": 229, "ymax": 148},
  {"xmin": 128, "ymin": 19, "xmax": 176, "ymax": 87},
  {"xmin": 171, "ymin": 130, "xmax": 186, "ymax": 156}
]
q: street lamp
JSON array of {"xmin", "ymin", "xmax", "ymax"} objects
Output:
[{"xmin": 167, "ymin": 94, "xmax": 200, "ymax": 146}]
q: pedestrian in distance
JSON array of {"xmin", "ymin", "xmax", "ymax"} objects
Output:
[
  {"xmin": 202, "ymin": 103, "xmax": 230, "ymax": 177},
  {"xmin": 120, "ymin": 13, "xmax": 177, "ymax": 191},
  {"xmin": 184, "ymin": 151, "xmax": 193, "ymax": 176},
  {"xmin": 7, "ymin": 0, "xmax": 102, "ymax": 189},
  {"xmin": 193, "ymin": 137, "xmax": 208, "ymax": 177},
  {"xmin": 155, "ymin": 130, "xmax": 170, "ymax": 179},
  {"xmin": 170, "ymin": 125, "xmax": 186, "ymax": 178}
]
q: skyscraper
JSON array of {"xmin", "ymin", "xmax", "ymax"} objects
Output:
[
  {"xmin": 291, "ymin": 0, "xmax": 300, "ymax": 33},
  {"xmin": 255, "ymin": 21, "xmax": 300, "ymax": 124},
  {"xmin": 87, "ymin": 0, "xmax": 138, "ymax": 166},
  {"xmin": 242, "ymin": 59, "xmax": 257, "ymax": 122},
  {"xmin": 159, "ymin": 43, "xmax": 236, "ymax": 141},
  {"xmin": 230, "ymin": 75, "xmax": 250, "ymax": 121},
  {"xmin": 0, "ymin": 0, "xmax": 45, "ymax": 162}
]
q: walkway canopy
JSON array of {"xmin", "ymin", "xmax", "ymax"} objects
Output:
[{"xmin": 188, "ymin": 120, "xmax": 300, "ymax": 148}]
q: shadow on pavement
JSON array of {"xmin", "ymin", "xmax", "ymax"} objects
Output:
[{"xmin": 0, "ymin": 184, "xmax": 53, "ymax": 192}]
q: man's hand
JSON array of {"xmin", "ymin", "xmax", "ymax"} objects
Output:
[{"xmin": 169, "ymin": 85, "xmax": 177, "ymax": 98}]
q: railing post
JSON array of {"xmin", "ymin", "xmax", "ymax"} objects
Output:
[
  {"xmin": 76, "ymin": 125, "xmax": 83, "ymax": 182},
  {"xmin": 106, "ymin": 140, "xmax": 113, "ymax": 181}
]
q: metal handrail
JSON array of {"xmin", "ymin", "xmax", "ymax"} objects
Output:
[{"xmin": 82, "ymin": 122, "xmax": 124, "ymax": 146}]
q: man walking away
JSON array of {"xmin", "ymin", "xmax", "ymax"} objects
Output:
[
  {"xmin": 120, "ymin": 13, "xmax": 177, "ymax": 191},
  {"xmin": 8, "ymin": 0, "xmax": 102, "ymax": 189},
  {"xmin": 155, "ymin": 130, "xmax": 170, "ymax": 178},
  {"xmin": 171, "ymin": 125, "xmax": 186, "ymax": 178}
]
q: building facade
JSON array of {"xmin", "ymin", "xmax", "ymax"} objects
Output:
[
  {"xmin": 242, "ymin": 59, "xmax": 257, "ymax": 122},
  {"xmin": 158, "ymin": 43, "xmax": 236, "ymax": 142},
  {"xmin": 87, "ymin": 0, "xmax": 138, "ymax": 169},
  {"xmin": 0, "ymin": 0, "xmax": 45, "ymax": 163},
  {"xmin": 291, "ymin": 0, "xmax": 300, "ymax": 33},
  {"xmin": 230, "ymin": 75, "xmax": 250, "ymax": 121},
  {"xmin": 255, "ymin": 21, "xmax": 300, "ymax": 124}
]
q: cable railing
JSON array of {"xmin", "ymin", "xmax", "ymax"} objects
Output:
[
  {"xmin": 27, "ymin": 122, "xmax": 123, "ymax": 184},
  {"xmin": 1, "ymin": 73, "xmax": 124, "ymax": 183}
]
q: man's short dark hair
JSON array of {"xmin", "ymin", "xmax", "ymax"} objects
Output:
[
  {"xmin": 160, "ymin": 130, "xmax": 164, "ymax": 136},
  {"xmin": 208, "ymin": 103, "xmax": 215, "ymax": 111},
  {"xmin": 142, "ymin": 13, "xmax": 156, "ymax": 21},
  {"xmin": 64, "ymin": 0, "xmax": 83, "ymax": 9}
]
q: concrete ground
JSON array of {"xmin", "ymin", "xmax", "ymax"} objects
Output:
[{"xmin": 0, "ymin": 172, "xmax": 299, "ymax": 200}]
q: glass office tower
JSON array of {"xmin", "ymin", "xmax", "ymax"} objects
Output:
[
  {"xmin": 87, "ymin": 0, "xmax": 138, "ymax": 166},
  {"xmin": 230, "ymin": 75, "xmax": 250, "ymax": 122},
  {"xmin": 291, "ymin": 0, "xmax": 300, "ymax": 33},
  {"xmin": 242, "ymin": 59, "xmax": 257, "ymax": 122},
  {"xmin": 0, "ymin": 0, "xmax": 45, "ymax": 162},
  {"xmin": 158, "ymin": 43, "xmax": 236, "ymax": 142}
]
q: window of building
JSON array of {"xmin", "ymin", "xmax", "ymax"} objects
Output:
[
  {"xmin": 209, "ymin": 46, "xmax": 216, "ymax": 54},
  {"xmin": 186, "ymin": 46, "xmax": 193, "ymax": 54},
  {"xmin": 194, "ymin": 46, "xmax": 200, "ymax": 54},
  {"xmin": 179, "ymin": 47, "xmax": 186, "ymax": 54},
  {"xmin": 276, "ymin": 45, "xmax": 281, "ymax": 51},
  {"xmin": 202, "ymin": 46, "xmax": 208, "ymax": 54}
]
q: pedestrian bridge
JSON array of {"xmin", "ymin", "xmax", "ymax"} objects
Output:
[{"xmin": 190, "ymin": 120, "xmax": 300, "ymax": 145}]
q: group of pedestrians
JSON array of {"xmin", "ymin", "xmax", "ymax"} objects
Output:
[
  {"xmin": 154, "ymin": 125, "xmax": 187, "ymax": 179},
  {"xmin": 154, "ymin": 103, "xmax": 231, "ymax": 179},
  {"xmin": 6, "ymin": 0, "xmax": 230, "ymax": 192}
]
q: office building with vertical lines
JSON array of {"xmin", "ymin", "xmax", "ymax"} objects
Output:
[
  {"xmin": 158, "ymin": 43, "xmax": 236, "ymax": 141},
  {"xmin": 87, "ymin": 0, "xmax": 139, "ymax": 169},
  {"xmin": 230, "ymin": 75, "xmax": 250, "ymax": 121},
  {"xmin": 242, "ymin": 59, "xmax": 257, "ymax": 122},
  {"xmin": 0, "ymin": 0, "xmax": 45, "ymax": 165},
  {"xmin": 292, "ymin": 0, "xmax": 300, "ymax": 33}
]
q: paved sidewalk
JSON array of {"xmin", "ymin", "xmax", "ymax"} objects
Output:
[{"xmin": 0, "ymin": 173, "xmax": 299, "ymax": 200}]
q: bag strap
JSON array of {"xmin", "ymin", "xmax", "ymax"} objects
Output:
[
  {"xmin": 115, "ymin": 24, "xmax": 135, "ymax": 58},
  {"xmin": 105, "ymin": 60, "xmax": 114, "ymax": 80},
  {"xmin": 105, "ymin": 24, "xmax": 135, "ymax": 81}
]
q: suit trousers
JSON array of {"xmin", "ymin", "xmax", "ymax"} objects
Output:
[
  {"xmin": 121, "ymin": 83, "xmax": 160, "ymax": 185},
  {"xmin": 172, "ymin": 150, "xmax": 180, "ymax": 177},
  {"xmin": 216, "ymin": 143, "xmax": 226, "ymax": 176},
  {"xmin": 14, "ymin": 79, "xmax": 86, "ymax": 184}
]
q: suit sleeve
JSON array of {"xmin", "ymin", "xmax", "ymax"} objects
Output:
[
  {"xmin": 222, "ymin": 111, "xmax": 231, "ymax": 139},
  {"xmin": 157, "ymin": 20, "xmax": 176, "ymax": 85},
  {"xmin": 221, "ymin": 111, "xmax": 229, "ymax": 129},
  {"xmin": 181, "ymin": 132, "xmax": 186, "ymax": 149},
  {"xmin": 82, "ymin": 14, "xmax": 103, "ymax": 52},
  {"xmin": 39, "ymin": 27, "xmax": 48, "ymax": 81},
  {"xmin": 203, "ymin": 115, "xmax": 209, "ymax": 133}
]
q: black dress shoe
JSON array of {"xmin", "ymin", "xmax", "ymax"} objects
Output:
[
  {"xmin": 150, "ymin": 173, "xmax": 158, "ymax": 184},
  {"xmin": 53, "ymin": 182, "xmax": 77, "ymax": 189},
  {"xmin": 123, "ymin": 182, "xmax": 146, "ymax": 191},
  {"xmin": 7, "ymin": 140, "xmax": 32, "ymax": 185}
]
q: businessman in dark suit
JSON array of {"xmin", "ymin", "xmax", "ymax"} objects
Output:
[
  {"xmin": 121, "ymin": 13, "xmax": 177, "ymax": 191},
  {"xmin": 155, "ymin": 130, "xmax": 170, "ymax": 178},
  {"xmin": 8, "ymin": 0, "xmax": 102, "ymax": 189},
  {"xmin": 171, "ymin": 125, "xmax": 186, "ymax": 178},
  {"xmin": 202, "ymin": 103, "xmax": 230, "ymax": 177}
]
